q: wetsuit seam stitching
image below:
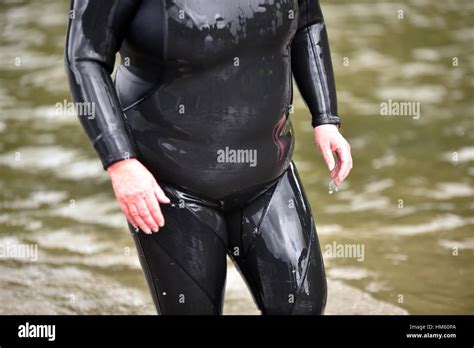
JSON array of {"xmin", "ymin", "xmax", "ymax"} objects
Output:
[
  {"xmin": 185, "ymin": 206, "xmax": 227, "ymax": 251},
  {"xmin": 121, "ymin": 84, "xmax": 162, "ymax": 112},
  {"xmin": 149, "ymin": 236, "xmax": 220, "ymax": 314},
  {"xmin": 243, "ymin": 183, "xmax": 277, "ymax": 259},
  {"xmin": 71, "ymin": 57, "xmax": 113, "ymax": 74}
]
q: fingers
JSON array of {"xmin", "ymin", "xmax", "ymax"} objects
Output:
[
  {"xmin": 320, "ymin": 142, "xmax": 336, "ymax": 172},
  {"xmin": 128, "ymin": 202, "xmax": 151, "ymax": 234},
  {"xmin": 119, "ymin": 201, "xmax": 139, "ymax": 230},
  {"xmin": 128, "ymin": 201, "xmax": 155, "ymax": 234},
  {"xmin": 333, "ymin": 143, "xmax": 353, "ymax": 186},
  {"xmin": 137, "ymin": 198, "xmax": 159, "ymax": 233},
  {"xmin": 330, "ymin": 152, "xmax": 341, "ymax": 180},
  {"xmin": 144, "ymin": 192, "xmax": 165, "ymax": 228},
  {"xmin": 124, "ymin": 186, "xmax": 168, "ymax": 234}
]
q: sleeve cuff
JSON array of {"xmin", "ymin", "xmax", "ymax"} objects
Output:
[
  {"xmin": 311, "ymin": 114, "xmax": 341, "ymax": 128},
  {"xmin": 92, "ymin": 131, "xmax": 138, "ymax": 170}
]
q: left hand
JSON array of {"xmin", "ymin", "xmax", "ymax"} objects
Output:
[{"xmin": 313, "ymin": 124, "xmax": 353, "ymax": 187}]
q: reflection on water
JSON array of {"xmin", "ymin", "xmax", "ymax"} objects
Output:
[{"xmin": 0, "ymin": 0, "xmax": 473, "ymax": 314}]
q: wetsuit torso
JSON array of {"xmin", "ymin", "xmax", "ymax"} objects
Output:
[
  {"xmin": 65, "ymin": 0, "xmax": 339, "ymax": 315},
  {"xmin": 66, "ymin": 0, "xmax": 340, "ymax": 200}
]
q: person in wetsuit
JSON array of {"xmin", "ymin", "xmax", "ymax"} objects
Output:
[{"xmin": 65, "ymin": 0, "xmax": 353, "ymax": 315}]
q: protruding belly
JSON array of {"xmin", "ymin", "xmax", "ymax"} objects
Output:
[{"xmin": 118, "ymin": 56, "xmax": 294, "ymax": 199}]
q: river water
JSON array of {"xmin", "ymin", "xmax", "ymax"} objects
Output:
[{"xmin": 0, "ymin": 0, "xmax": 472, "ymax": 314}]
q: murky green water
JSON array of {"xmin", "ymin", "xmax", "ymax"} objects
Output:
[{"xmin": 0, "ymin": 0, "xmax": 473, "ymax": 314}]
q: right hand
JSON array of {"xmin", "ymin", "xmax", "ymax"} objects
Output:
[{"xmin": 107, "ymin": 158, "xmax": 170, "ymax": 234}]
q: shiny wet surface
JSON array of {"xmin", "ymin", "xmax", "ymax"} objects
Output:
[{"xmin": 0, "ymin": 0, "xmax": 473, "ymax": 314}]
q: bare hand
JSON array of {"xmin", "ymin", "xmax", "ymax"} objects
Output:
[
  {"xmin": 314, "ymin": 124, "xmax": 353, "ymax": 187},
  {"xmin": 107, "ymin": 158, "xmax": 170, "ymax": 234}
]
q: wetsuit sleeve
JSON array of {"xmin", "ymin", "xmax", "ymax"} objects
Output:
[
  {"xmin": 65, "ymin": 0, "xmax": 140, "ymax": 169},
  {"xmin": 291, "ymin": 0, "xmax": 341, "ymax": 128}
]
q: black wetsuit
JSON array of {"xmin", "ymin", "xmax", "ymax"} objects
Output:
[{"xmin": 65, "ymin": 0, "xmax": 340, "ymax": 315}]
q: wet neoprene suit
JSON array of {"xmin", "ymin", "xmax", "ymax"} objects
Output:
[{"xmin": 65, "ymin": 0, "xmax": 340, "ymax": 315}]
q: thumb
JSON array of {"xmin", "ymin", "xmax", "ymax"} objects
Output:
[{"xmin": 153, "ymin": 180, "xmax": 171, "ymax": 204}]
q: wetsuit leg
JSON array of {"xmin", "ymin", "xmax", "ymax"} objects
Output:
[
  {"xmin": 128, "ymin": 185, "xmax": 228, "ymax": 315},
  {"xmin": 226, "ymin": 162, "xmax": 327, "ymax": 315}
]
